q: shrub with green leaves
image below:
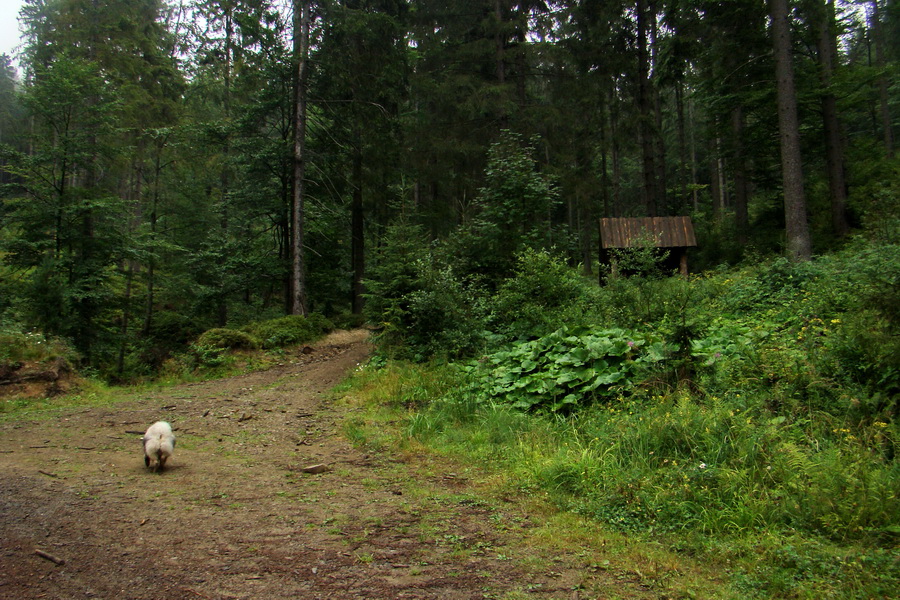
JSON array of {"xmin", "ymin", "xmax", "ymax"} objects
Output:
[
  {"xmin": 489, "ymin": 248, "xmax": 592, "ymax": 338},
  {"xmin": 470, "ymin": 326, "xmax": 668, "ymax": 413},
  {"xmin": 243, "ymin": 314, "xmax": 333, "ymax": 349},
  {"xmin": 444, "ymin": 131, "xmax": 560, "ymax": 283},
  {"xmin": 195, "ymin": 328, "xmax": 259, "ymax": 350},
  {"xmin": 0, "ymin": 327, "xmax": 77, "ymax": 367},
  {"xmin": 366, "ymin": 223, "xmax": 485, "ymax": 360}
]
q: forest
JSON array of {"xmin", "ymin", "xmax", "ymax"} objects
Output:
[
  {"xmin": 0, "ymin": 0, "xmax": 895, "ymax": 375},
  {"xmin": 0, "ymin": 0, "xmax": 898, "ymax": 596}
]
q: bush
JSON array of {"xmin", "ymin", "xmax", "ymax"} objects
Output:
[
  {"xmin": 148, "ymin": 310, "xmax": 205, "ymax": 349},
  {"xmin": 304, "ymin": 312, "xmax": 335, "ymax": 335},
  {"xmin": 366, "ymin": 223, "xmax": 485, "ymax": 360},
  {"xmin": 243, "ymin": 313, "xmax": 333, "ymax": 349},
  {"xmin": 393, "ymin": 259, "xmax": 485, "ymax": 360},
  {"xmin": 364, "ymin": 220, "xmax": 429, "ymax": 327},
  {"xmin": 489, "ymin": 248, "xmax": 592, "ymax": 338},
  {"xmin": 469, "ymin": 326, "xmax": 668, "ymax": 413},
  {"xmin": 0, "ymin": 323, "xmax": 77, "ymax": 367},
  {"xmin": 446, "ymin": 131, "xmax": 559, "ymax": 283},
  {"xmin": 330, "ymin": 311, "xmax": 367, "ymax": 330},
  {"xmin": 195, "ymin": 328, "xmax": 259, "ymax": 350}
]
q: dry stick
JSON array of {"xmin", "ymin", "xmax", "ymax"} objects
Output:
[
  {"xmin": 38, "ymin": 470, "xmax": 58, "ymax": 478},
  {"xmin": 34, "ymin": 549, "xmax": 65, "ymax": 565}
]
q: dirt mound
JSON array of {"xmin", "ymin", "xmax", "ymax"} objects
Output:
[{"xmin": 0, "ymin": 357, "xmax": 76, "ymax": 399}]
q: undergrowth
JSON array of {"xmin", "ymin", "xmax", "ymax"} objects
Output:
[{"xmin": 348, "ymin": 242, "xmax": 900, "ymax": 599}]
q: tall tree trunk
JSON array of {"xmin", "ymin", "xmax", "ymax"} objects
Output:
[
  {"xmin": 493, "ymin": 0, "xmax": 509, "ymax": 129},
  {"xmin": 580, "ymin": 194, "xmax": 593, "ymax": 275},
  {"xmin": 731, "ymin": 106, "xmax": 750, "ymax": 244},
  {"xmin": 636, "ymin": 0, "xmax": 658, "ymax": 217},
  {"xmin": 650, "ymin": 3, "xmax": 667, "ymax": 215},
  {"xmin": 494, "ymin": 0, "xmax": 506, "ymax": 86},
  {"xmin": 291, "ymin": 0, "xmax": 310, "ymax": 316},
  {"xmin": 708, "ymin": 136, "xmax": 722, "ymax": 224},
  {"xmin": 610, "ymin": 90, "xmax": 622, "ymax": 216},
  {"xmin": 143, "ymin": 141, "xmax": 163, "ymax": 335},
  {"xmin": 870, "ymin": 0, "xmax": 894, "ymax": 157},
  {"xmin": 600, "ymin": 101, "xmax": 611, "ymax": 218},
  {"xmin": 770, "ymin": 0, "xmax": 812, "ymax": 261},
  {"xmin": 816, "ymin": 0, "xmax": 849, "ymax": 237},
  {"xmin": 689, "ymin": 97, "xmax": 699, "ymax": 212},
  {"xmin": 676, "ymin": 81, "xmax": 689, "ymax": 212},
  {"xmin": 118, "ymin": 265, "xmax": 133, "ymax": 376},
  {"xmin": 351, "ymin": 138, "xmax": 365, "ymax": 315},
  {"xmin": 217, "ymin": 6, "xmax": 234, "ymax": 326}
]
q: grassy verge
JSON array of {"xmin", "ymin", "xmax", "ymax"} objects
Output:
[
  {"xmin": 337, "ymin": 359, "xmax": 899, "ymax": 599},
  {"xmin": 0, "ymin": 314, "xmax": 338, "ymax": 418}
]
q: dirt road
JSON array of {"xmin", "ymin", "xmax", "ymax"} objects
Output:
[{"xmin": 0, "ymin": 330, "xmax": 657, "ymax": 600}]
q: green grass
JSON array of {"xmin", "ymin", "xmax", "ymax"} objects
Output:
[
  {"xmin": 341, "ymin": 361, "xmax": 898, "ymax": 598},
  {"xmin": 338, "ymin": 247, "xmax": 900, "ymax": 598}
]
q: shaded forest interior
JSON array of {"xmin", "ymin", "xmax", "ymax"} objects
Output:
[{"xmin": 0, "ymin": 0, "xmax": 898, "ymax": 376}]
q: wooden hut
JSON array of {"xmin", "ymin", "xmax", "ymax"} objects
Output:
[{"xmin": 599, "ymin": 216, "xmax": 697, "ymax": 277}]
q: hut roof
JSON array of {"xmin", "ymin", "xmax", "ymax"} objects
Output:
[{"xmin": 599, "ymin": 217, "xmax": 697, "ymax": 249}]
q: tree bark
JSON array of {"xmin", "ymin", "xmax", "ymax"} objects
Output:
[
  {"xmin": 610, "ymin": 88, "xmax": 622, "ymax": 216},
  {"xmin": 291, "ymin": 0, "xmax": 310, "ymax": 316},
  {"xmin": 770, "ymin": 0, "xmax": 812, "ymax": 261},
  {"xmin": 599, "ymin": 101, "xmax": 611, "ymax": 218},
  {"xmin": 351, "ymin": 138, "xmax": 365, "ymax": 315},
  {"xmin": 816, "ymin": 0, "xmax": 849, "ymax": 237},
  {"xmin": 731, "ymin": 106, "xmax": 750, "ymax": 244},
  {"xmin": 708, "ymin": 135, "xmax": 722, "ymax": 224},
  {"xmin": 676, "ymin": 81, "xmax": 689, "ymax": 212},
  {"xmin": 870, "ymin": 0, "xmax": 894, "ymax": 157},
  {"xmin": 650, "ymin": 3, "xmax": 667, "ymax": 215},
  {"xmin": 636, "ymin": 0, "xmax": 658, "ymax": 217},
  {"xmin": 217, "ymin": 6, "xmax": 234, "ymax": 326}
]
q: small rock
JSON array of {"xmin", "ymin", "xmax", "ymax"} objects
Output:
[{"xmin": 300, "ymin": 464, "xmax": 330, "ymax": 474}]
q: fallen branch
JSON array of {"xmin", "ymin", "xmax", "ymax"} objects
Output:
[
  {"xmin": 34, "ymin": 549, "xmax": 65, "ymax": 565},
  {"xmin": 38, "ymin": 470, "xmax": 58, "ymax": 478}
]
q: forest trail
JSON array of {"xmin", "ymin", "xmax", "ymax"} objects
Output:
[{"xmin": 0, "ymin": 330, "xmax": 658, "ymax": 600}]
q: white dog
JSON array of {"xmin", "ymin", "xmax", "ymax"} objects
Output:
[{"xmin": 142, "ymin": 421, "xmax": 176, "ymax": 472}]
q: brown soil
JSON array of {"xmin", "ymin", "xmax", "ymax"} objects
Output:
[{"xmin": 0, "ymin": 330, "xmax": 662, "ymax": 600}]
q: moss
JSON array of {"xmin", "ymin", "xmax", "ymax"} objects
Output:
[
  {"xmin": 195, "ymin": 328, "xmax": 260, "ymax": 350},
  {"xmin": 242, "ymin": 313, "xmax": 334, "ymax": 349}
]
